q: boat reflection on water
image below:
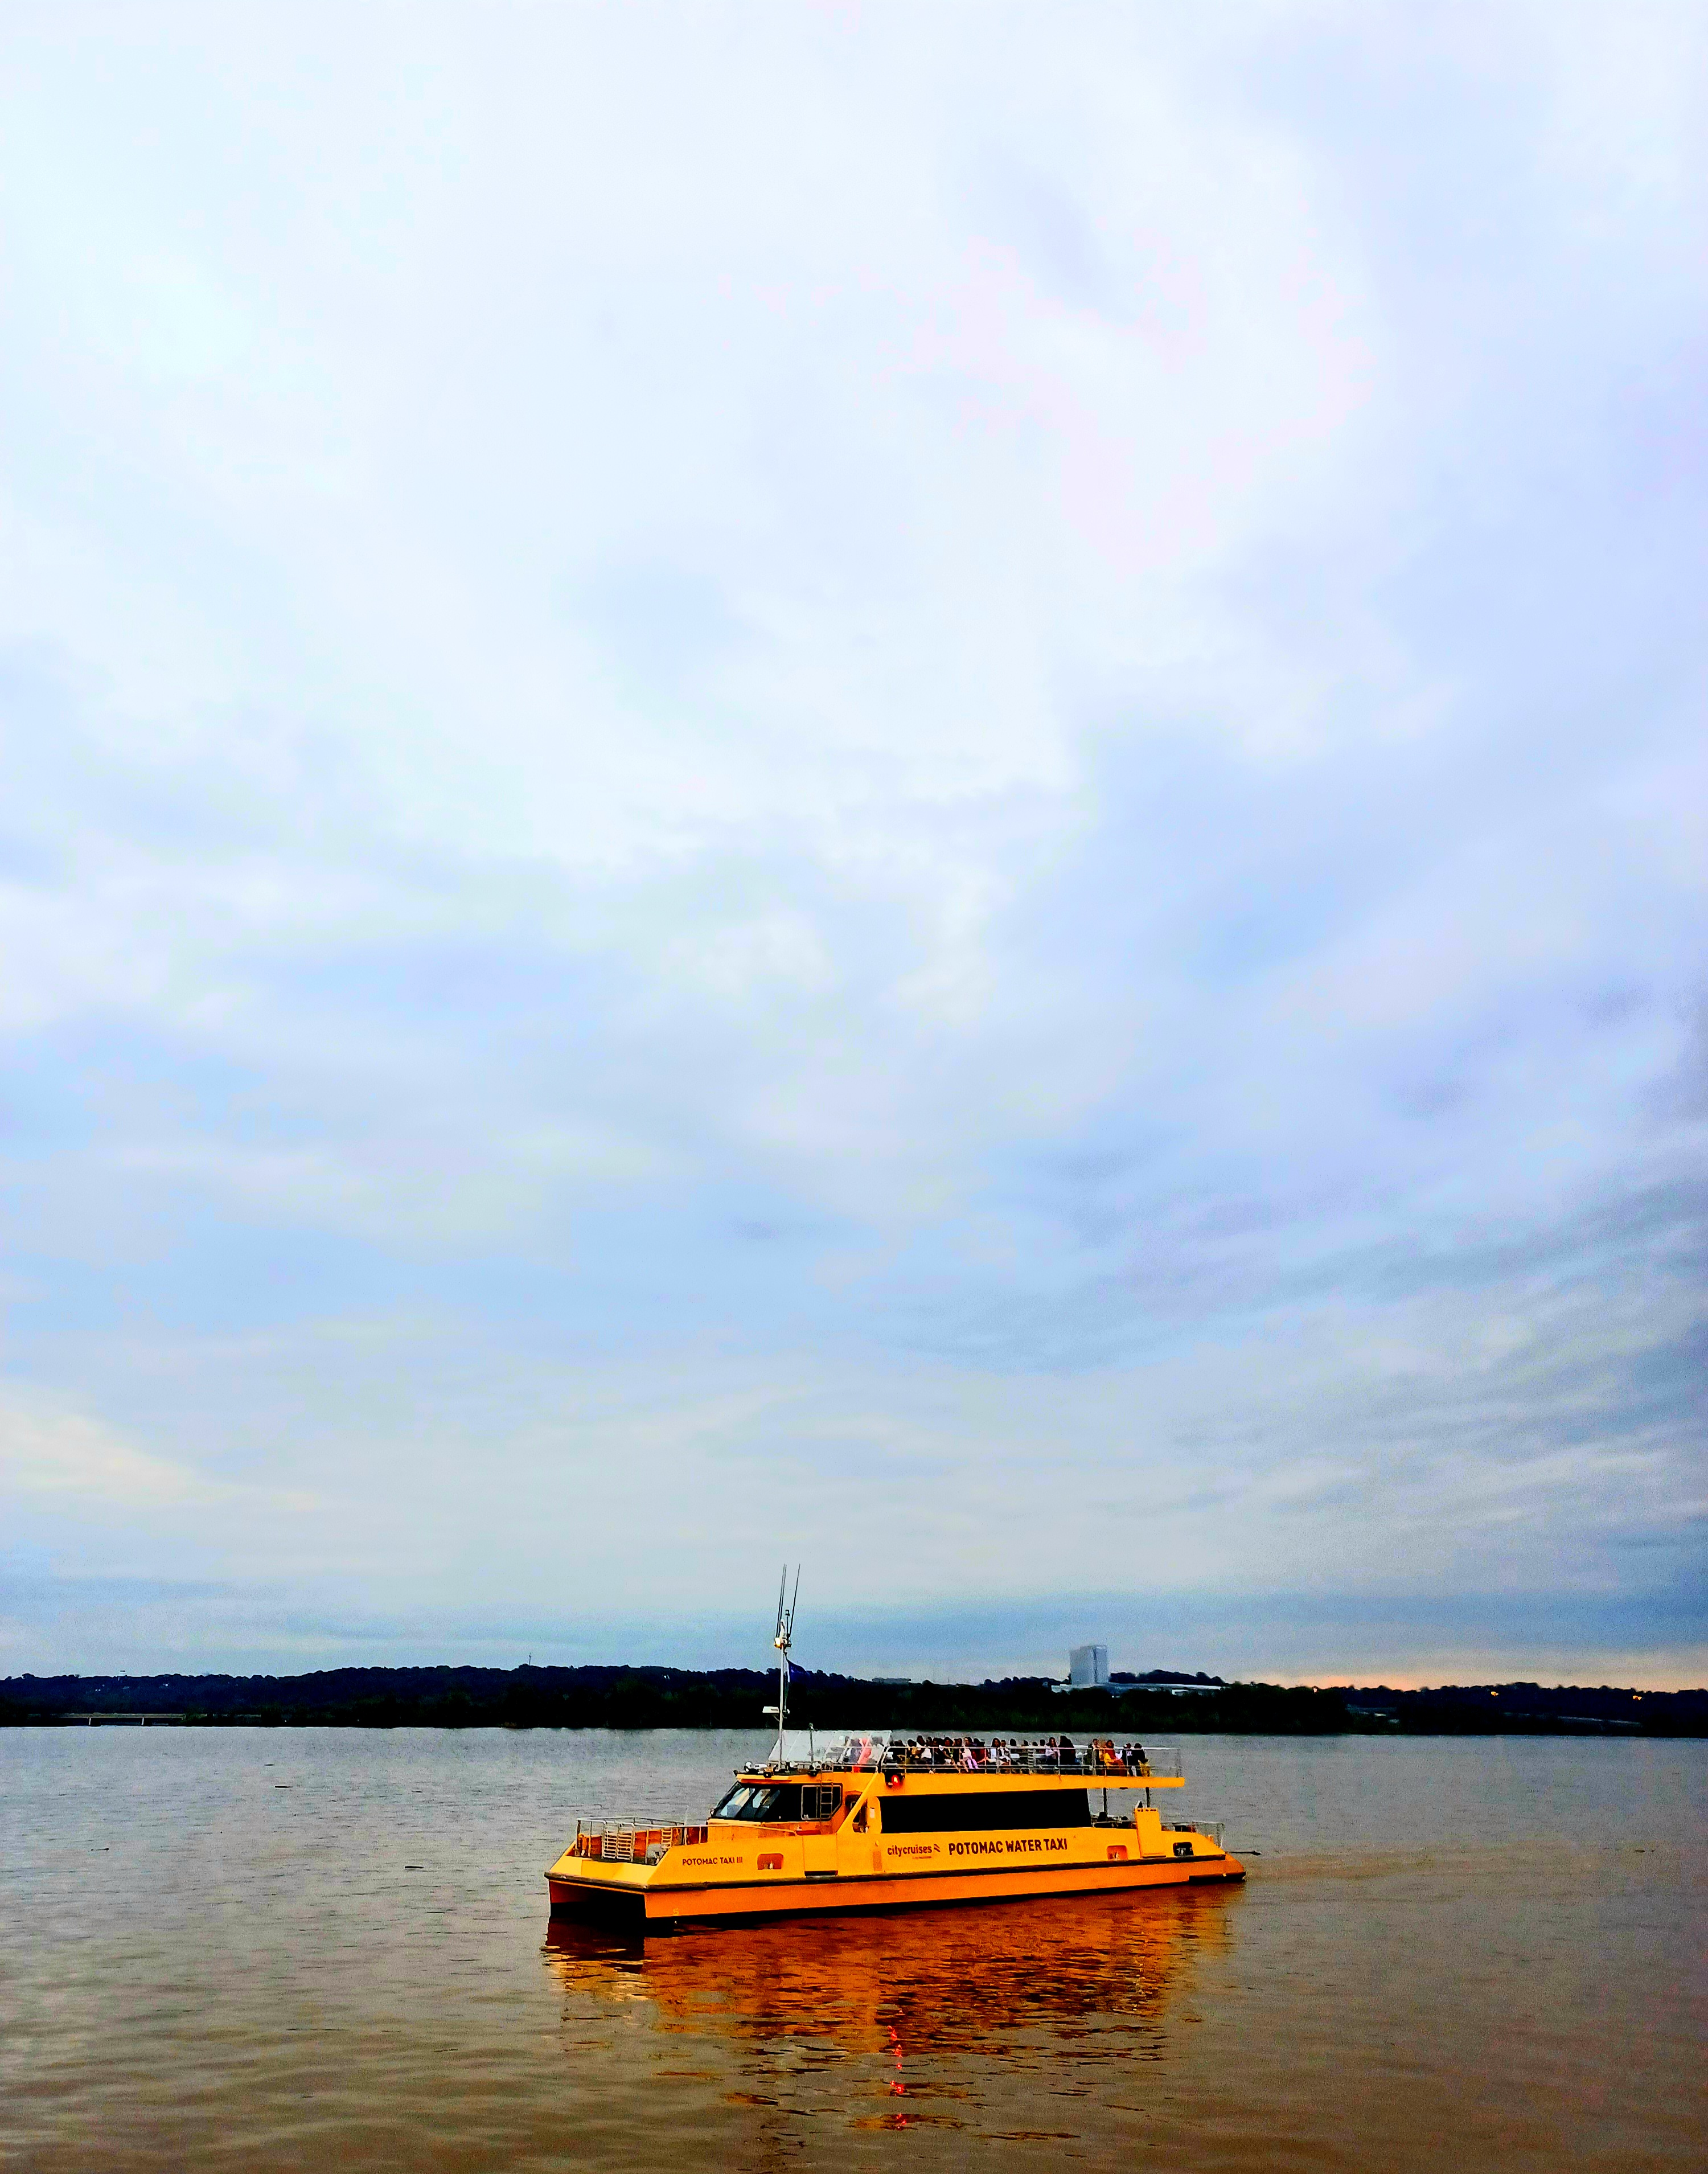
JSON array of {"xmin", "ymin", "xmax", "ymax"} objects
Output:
[{"xmin": 543, "ymin": 1884, "xmax": 1241, "ymax": 2136}]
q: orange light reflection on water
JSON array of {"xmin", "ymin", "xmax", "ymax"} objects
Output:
[{"xmin": 543, "ymin": 1884, "xmax": 1239, "ymax": 2136}]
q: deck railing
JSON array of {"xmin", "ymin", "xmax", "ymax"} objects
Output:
[
  {"xmin": 763, "ymin": 1738, "xmax": 1185, "ymax": 1782},
  {"xmin": 572, "ymin": 1818, "xmax": 709, "ymax": 1863},
  {"xmin": 1167, "ymin": 1818, "xmax": 1225, "ymax": 1849}
]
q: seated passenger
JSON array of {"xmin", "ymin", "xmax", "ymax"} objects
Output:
[{"xmin": 1058, "ymin": 1736, "xmax": 1079, "ymax": 1768}]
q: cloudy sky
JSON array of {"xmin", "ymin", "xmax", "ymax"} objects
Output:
[{"xmin": 2, "ymin": 4, "xmax": 1703, "ymax": 1687}]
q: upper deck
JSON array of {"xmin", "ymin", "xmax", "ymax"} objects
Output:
[{"xmin": 736, "ymin": 1730, "xmax": 1185, "ymax": 1791}]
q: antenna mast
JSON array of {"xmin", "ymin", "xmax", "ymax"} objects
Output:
[{"xmin": 768, "ymin": 1564, "xmax": 799, "ymax": 1759}]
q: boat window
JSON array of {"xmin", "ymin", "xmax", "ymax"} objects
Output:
[
  {"xmin": 880, "ymin": 1789, "xmax": 1093, "ymax": 1835},
  {"xmin": 711, "ymin": 1783, "xmax": 803, "ymax": 1822},
  {"xmin": 712, "ymin": 1782, "xmax": 847, "ymax": 1823}
]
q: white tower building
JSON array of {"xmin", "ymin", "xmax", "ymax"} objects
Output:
[{"xmin": 1068, "ymin": 1643, "xmax": 1109, "ymax": 1688}]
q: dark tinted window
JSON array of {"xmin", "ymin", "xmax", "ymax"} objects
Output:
[
  {"xmin": 711, "ymin": 1783, "xmax": 804, "ymax": 1822},
  {"xmin": 881, "ymin": 1789, "xmax": 1091, "ymax": 1834}
]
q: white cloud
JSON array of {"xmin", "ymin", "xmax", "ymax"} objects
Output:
[{"xmin": 0, "ymin": 1392, "xmax": 317, "ymax": 1516}]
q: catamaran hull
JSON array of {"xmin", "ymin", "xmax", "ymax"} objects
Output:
[{"xmin": 547, "ymin": 1852, "xmax": 1244, "ymax": 1930}]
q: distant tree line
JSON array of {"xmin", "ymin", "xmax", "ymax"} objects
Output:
[{"xmin": 1, "ymin": 1665, "xmax": 1702, "ymax": 1734}]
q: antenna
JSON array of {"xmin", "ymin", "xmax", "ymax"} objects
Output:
[
  {"xmin": 767, "ymin": 1564, "xmax": 800, "ymax": 1761},
  {"xmin": 775, "ymin": 1565, "xmax": 798, "ymax": 1648}
]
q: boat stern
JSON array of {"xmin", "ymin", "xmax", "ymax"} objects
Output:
[{"xmin": 545, "ymin": 1819, "xmax": 707, "ymax": 1926}]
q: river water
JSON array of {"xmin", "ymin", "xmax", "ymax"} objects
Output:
[{"xmin": 3, "ymin": 1728, "xmax": 1702, "ymax": 2171}]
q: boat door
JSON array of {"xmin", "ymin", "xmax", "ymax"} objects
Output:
[{"xmin": 802, "ymin": 1784, "xmax": 841, "ymax": 1876}]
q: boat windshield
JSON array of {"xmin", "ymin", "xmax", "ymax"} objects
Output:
[{"xmin": 711, "ymin": 1783, "xmax": 801, "ymax": 1822}]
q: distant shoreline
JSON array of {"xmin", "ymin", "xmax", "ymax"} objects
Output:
[{"xmin": 4, "ymin": 1666, "xmax": 1702, "ymax": 1737}]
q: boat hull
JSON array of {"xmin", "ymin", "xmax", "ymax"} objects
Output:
[{"xmin": 547, "ymin": 1850, "xmax": 1244, "ymax": 1930}]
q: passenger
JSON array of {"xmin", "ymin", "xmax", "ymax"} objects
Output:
[
  {"xmin": 1059, "ymin": 1736, "xmax": 1079, "ymax": 1769},
  {"xmin": 916, "ymin": 1738, "xmax": 934, "ymax": 1767}
]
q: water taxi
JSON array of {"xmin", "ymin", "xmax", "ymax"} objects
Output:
[
  {"xmin": 545, "ymin": 1577, "xmax": 1242, "ymax": 1930},
  {"xmin": 545, "ymin": 1730, "xmax": 1241, "ymax": 1930}
]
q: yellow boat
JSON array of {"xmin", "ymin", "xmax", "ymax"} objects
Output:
[
  {"xmin": 547, "ymin": 1570, "xmax": 1239, "ymax": 1930},
  {"xmin": 545, "ymin": 1730, "xmax": 1243, "ymax": 1931}
]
